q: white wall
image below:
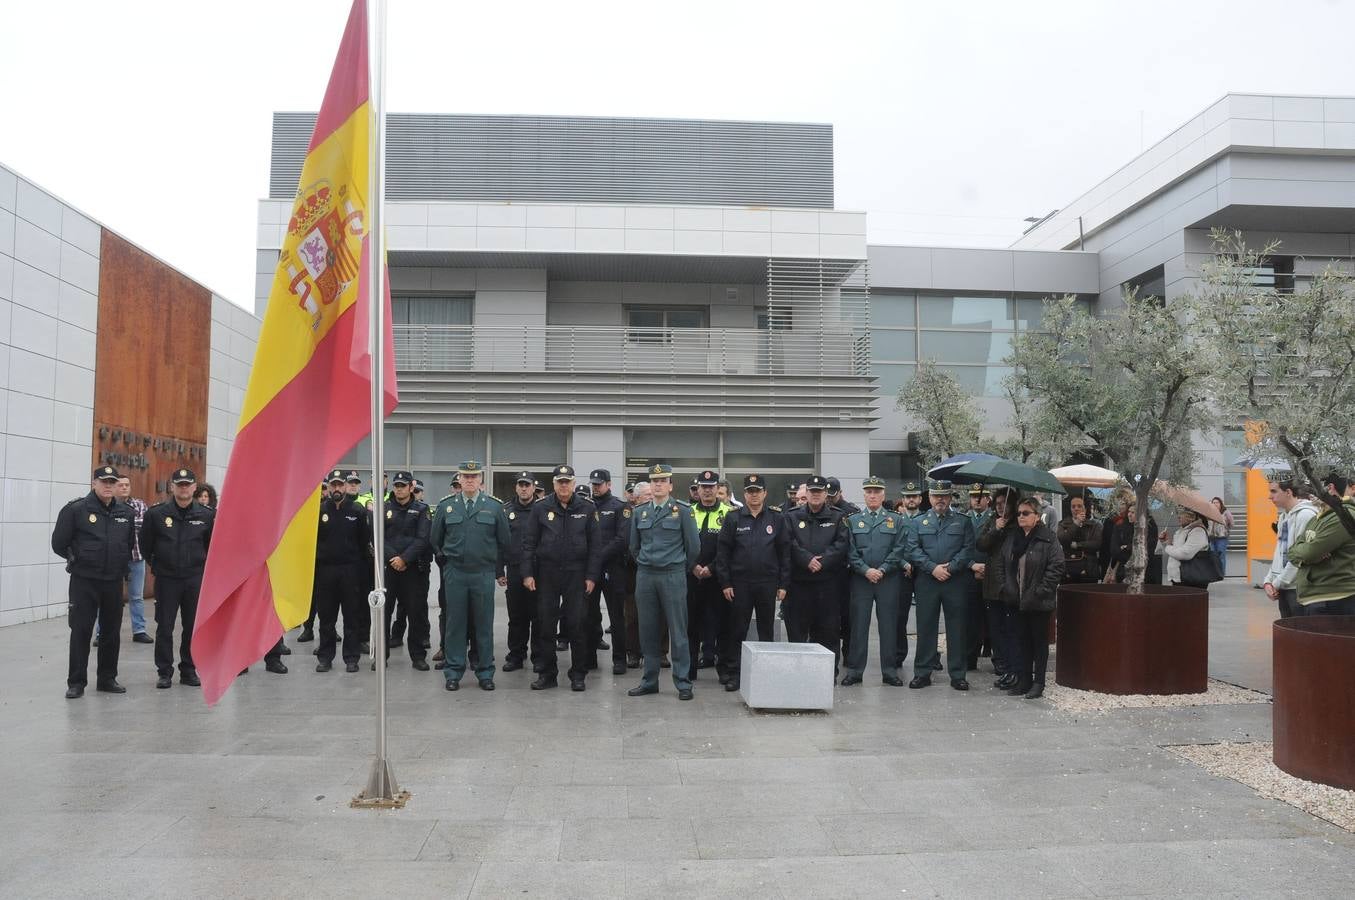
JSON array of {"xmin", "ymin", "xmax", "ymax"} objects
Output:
[
  {"xmin": 0, "ymin": 166, "xmax": 100, "ymax": 626},
  {"xmin": 207, "ymin": 297, "xmax": 260, "ymax": 489}
]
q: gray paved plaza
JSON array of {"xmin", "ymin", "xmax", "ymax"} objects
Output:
[{"xmin": 2, "ymin": 579, "xmax": 1353, "ymax": 898}]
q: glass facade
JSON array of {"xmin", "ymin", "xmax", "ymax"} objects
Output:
[{"xmin": 871, "ymin": 291, "xmax": 1091, "ymax": 398}]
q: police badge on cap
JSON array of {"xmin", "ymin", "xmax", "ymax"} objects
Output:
[
  {"xmin": 552, "ymin": 465, "xmax": 575, "ymax": 481},
  {"xmin": 696, "ymin": 470, "xmax": 719, "ymax": 486},
  {"xmin": 743, "ymin": 474, "xmax": 766, "ymax": 491},
  {"xmin": 648, "ymin": 463, "xmax": 673, "ymax": 479},
  {"xmin": 862, "ymin": 475, "xmax": 886, "ymax": 489}
]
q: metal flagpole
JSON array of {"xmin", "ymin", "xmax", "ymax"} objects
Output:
[{"xmin": 353, "ymin": 0, "xmax": 407, "ymax": 809}]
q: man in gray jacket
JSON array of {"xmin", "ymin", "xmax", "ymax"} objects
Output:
[{"xmin": 1263, "ymin": 480, "xmax": 1319, "ymax": 619}]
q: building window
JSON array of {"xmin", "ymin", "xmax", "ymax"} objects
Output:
[
  {"xmin": 756, "ymin": 304, "xmax": 793, "ymax": 331},
  {"xmin": 626, "ymin": 306, "xmax": 708, "ymax": 343},
  {"xmin": 1124, "ymin": 266, "xmax": 1165, "ymax": 303}
]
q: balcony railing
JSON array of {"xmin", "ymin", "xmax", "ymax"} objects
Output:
[{"xmin": 393, "ymin": 324, "xmax": 870, "ymax": 377}]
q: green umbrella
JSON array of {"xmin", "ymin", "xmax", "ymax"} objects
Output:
[{"xmin": 952, "ymin": 458, "xmax": 1068, "ymax": 495}]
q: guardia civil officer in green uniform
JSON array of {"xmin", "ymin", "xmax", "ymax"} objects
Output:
[
  {"xmin": 842, "ymin": 476, "xmax": 907, "ymax": 686},
  {"xmin": 893, "ymin": 480, "xmax": 925, "ymax": 669},
  {"xmin": 430, "ymin": 460, "xmax": 510, "ymax": 691},
  {"xmin": 904, "ymin": 478, "xmax": 975, "ymax": 690},
  {"xmin": 627, "ymin": 463, "xmax": 700, "ymax": 700}
]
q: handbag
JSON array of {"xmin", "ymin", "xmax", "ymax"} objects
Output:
[{"xmin": 1178, "ymin": 547, "xmax": 1223, "ymax": 588}]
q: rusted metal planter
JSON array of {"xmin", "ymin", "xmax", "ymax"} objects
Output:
[
  {"xmin": 1273, "ymin": 615, "xmax": 1355, "ymax": 790},
  {"xmin": 1055, "ymin": 583, "xmax": 1208, "ymax": 694}
]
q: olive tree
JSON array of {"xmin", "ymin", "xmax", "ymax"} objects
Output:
[
  {"xmin": 1195, "ymin": 232, "xmax": 1355, "ymax": 535},
  {"xmin": 896, "ymin": 359, "xmax": 982, "ymax": 467},
  {"xmin": 1007, "ymin": 293, "xmax": 1212, "ymax": 592}
]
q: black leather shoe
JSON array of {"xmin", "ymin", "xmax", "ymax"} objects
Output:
[
  {"xmin": 659, "ymin": 656, "xmax": 671, "ymax": 669},
  {"xmin": 570, "ymin": 679, "xmax": 585, "ymax": 692},
  {"xmin": 930, "ymin": 659, "xmax": 944, "ymax": 671},
  {"xmin": 950, "ymin": 679, "xmax": 970, "ymax": 691},
  {"xmin": 297, "ymin": 628, "xmax": 314, "ymax": 643},
  {"xmin": 180, "ymin": 672, "xmax": 201, "ymax": 686},
  {"xmin": 316, "ymin": 661, "xmax": 332, "ymax": 673},
  {"xmin": 626, "ymin": 655, "xmax": 641, "ymax": 669},
  {"xmin": 132, "ymin": 632, "xmax": 153, "ymax": 644},
  {"xmin": 1024, "ymin": 683, "xmax": 1045, "ymax": 699},
  {"xmin": 612, "ymin": 662, "xmax": 627, "ymax": 676},
  {"xmin": 840, "ymin": 674, "xmax": 862, "ymax": 686},
  {"xmin": 882, "ymin": 674, "xmax": 904, "ymax": 687},
  {"xmin": 412, "ymin": 659, "xmax": 430, "ymax": 671},
  {"xmin": 530, "ymin": 676, "xmax": 557, "ymax": 691},
  {"xmin": 595, "ymin": 639, "xmax": 610, "ymax": 651},
  {"xmin": 1008, "ymin": 680, "xmax": 1032, "ymax": 696},
  {"xmin": 345, "ymin": 662, "xmax": 360, "ymax": 673},
  {"xmin": 718, "ymin": 672, "xmax": 731, "ymax": 685},
  {"xmin": 677, "ymin": 688, "xmax": 694, "ymax": 701},
  {"xmin": 502, "ymin": 658, "xmax": 523, "ymax": 672},
  {"xmin": 908, "ymin": 675, "xmax": 932, "ymax": 689},
  {"xmin": 96, "ymin": 680, "xmax": 127, "ymax": 693},
  {"xmin": 627, "ymin": 684, "xmax": 658, "ymax": 697},
  {"xmin": 995, "ymin": 674, "xmax": 1016, "ymax": 690},
  {"xmin": 156, "ymin": 675, "xmax": 173, "ymax": 689},
  {"xmin": 480, "ymin": 679, "xmax": 495, "ymax": 691},
  {"xmin": 65, "ymin": 684, "xmax": 85, "ymax": 699},
  {"xmin": 264, "ymin": 661, "xmax": 288, "ymax": 675},
  {"xmin": 280, "ymin": 644, "xmax": 292, "ymax": 655},
  {"xmin": 445, "ymin": 680, "xmax": 459, "ymax": 691},
  {"xmin": 724, "ymin": 680, "xmax": 739, "ymax": 692}
]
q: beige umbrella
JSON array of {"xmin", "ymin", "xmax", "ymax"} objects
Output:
[
  {"xmin": 1150, "ymin": 480, "xmax": 1226, "ymax": 524},
  {"xmin": 1049, "ymin": 464, "xmax": 1121, "ymax": 488}
]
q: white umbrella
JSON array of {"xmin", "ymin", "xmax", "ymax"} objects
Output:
[
  {"xmin": 1049, "ymin": 464, "xmax": 1121, "ymax": 488},
  {"xmin": 1150, "ymin": 480, "xmax": 1227, "ymax": 525}
]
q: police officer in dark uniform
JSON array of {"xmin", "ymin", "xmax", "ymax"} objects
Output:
[
  {"xmin": 894, "ymin": 480, "xmax": 925, "ymax": 669},
  {"xmin": 826, "ymin": 476, "xmax": 860, "ymax": 662},
  {"xmin": 715, "ymin": 474, "xmax": 790, "ymax": 692},
  {"xmin": 381, "ymin": 471, "xmax": 431, "ymax": 670},
  {"xmin": 140, "ymin": 467, "xmax": 216, "ymax": 688},
  {"xmin": 842, "ymin": 476, "xmax": 906, "ymax": 686},
  {"xmin": 501, "ymin": 471, "xmax": 541, "ymax": 673},
  {"xmin": 587, "ymin": 468, "xmax": 630, "ymax": 676},
  {"xmin": 522, "ymin": 465, "xmax": 600, "ymax": 691},
  {"xmin": 52, "ymin": 465, "xmax": 138, "ymax": 698},
  {"xmin": 904, "ymin": 479, "xmax": 976, "ymax": 690},
  {"xmin": 688, "ymin": 469, "xmax": 732, "ymax": 682},
  {"xmin": 784, "ymin": 475, "xmax": 849, "ymax": 669},
  {"xmin": 314, "ymin": 469, "xmax": 373, "ymax": 673}
]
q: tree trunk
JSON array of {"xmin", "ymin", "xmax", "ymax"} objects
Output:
[{"xmin": 1124, "ymin": 488, "xmax": 1152, "ymax": 594}]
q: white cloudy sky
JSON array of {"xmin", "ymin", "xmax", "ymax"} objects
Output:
[{"xmin": 3, "ymin": 0, "xmax": 1353, "ymax": 310}]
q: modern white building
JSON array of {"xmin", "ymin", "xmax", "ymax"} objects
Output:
[{"xmin": 257, "ymin": 94, "xmax": 1355, "ymax": 527}]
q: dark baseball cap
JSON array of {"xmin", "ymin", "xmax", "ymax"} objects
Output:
[
  {"xmin": 515, "ymin": 470, "xmax": 534, "ymax": 484},
  {"xmin": 743, "ymin": 474, "xmax": 767, "ymax": 491},
  {"xmin": 589, "ymin": 468, "xmax": 610, "ymax": 484},
  {"xmin": 327, "ymin": 469, "xmax": 346, "ymax": 484},
  {"xmin": 696, "ymin": 469, "xmax": 719, "ymax": 486},
  {"xmin": 390, "ymin": 470, "xmax": 413, "ymax": 485},
  {"xmin": 171, "ymin": 468, "xmax": 197, "ymax": 484},
  {"xmin": 93, "ymin": 465, "xmax": 120, "ymax": 481},
  {"xmin": 806, "ymin": 475, "xmax": 828, "ymax": 491},
  {"xmin": 552, "ymin": 465, "xmax": 576, "ymax": 481},
  {"xmin": 344, "ymin": 470, "xmax": 362, "ymax": 484},
  {"xmin": 826, "ymin": 476, "xmax": 842, "ymax": 495}
]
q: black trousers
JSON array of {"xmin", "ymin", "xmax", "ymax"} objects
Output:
[
  {"xmin": 68, "ymin": 575, "xmax": 123, "ymax": 687},
  {"xmin": 687, "ymin": 573, "xmax": 726, "ymax": 678},
  {"xmin": 837, "ymin": 569, "xmax": 852, "ymax": 661},
  {"xmin": 384, "ymin": 566, "xmax": 430, "ymax": 661},
  {"xmin": 505, "ymin": 564, "xmax": 540, "ymax": 665},
  {"xmin": 785, "ymin": 580, "xmax": 841, "ymax": 663},
  {"xmin": 587, "ymin": 561, "xmax": 628, "ymax": 667},
  {"xmin": 154, "ymin": 574, "xmax": 201, "ymax": 677},
  {"xmin": 537, "ymin": 565, "xmax": 588, "ymax": 680},
  {"xmin": 1012, "ymin": 608, "xmax": 1052, "ymax": 684},
  {"xmin": 894, "ymin": 576, "xmax": 914, "ymax": 667},
  {"xmin": 316, "ymin": 562, "xmax": 365, "ymax": 664},
  {"xmin": 985, "ymin": 598, "xmax": 1010, "ymax": 672},
  {"xmin": 964, "ymin": 572, "xmax": 984, "ymax": 667},
  {"xmin": 723, "ymin": 579, "xmax": 776, "ymax": 676}
]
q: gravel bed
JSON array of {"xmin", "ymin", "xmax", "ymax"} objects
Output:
[
  {"xmin": 1043, "ymin": 677, "xmax": 1271, "ymax": 712},
  {"xmin": 1169, "ymin": 741, "xmax": 1355, "ymax": 833}
]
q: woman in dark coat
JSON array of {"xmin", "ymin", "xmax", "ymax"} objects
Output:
[
  {"xmin": 976, "ymin": 487, "xmax": 1020, "ymax": 688},
  {"xmin": 996, "ymin": 497, "xmax": 1066, "ymax": 698},
  {"xmin": 1105, "ymin": 503, "xmax": 1160, "ymax": 585}
]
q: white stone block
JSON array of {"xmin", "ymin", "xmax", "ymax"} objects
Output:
[{"xmin": 739, "ymin": 641, "xmax": 834, "ymax": 711}]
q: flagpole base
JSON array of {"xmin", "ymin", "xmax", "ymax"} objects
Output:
[{"xmin": 350, "ymin": 756, "xmax": 409, "ymax": 809}]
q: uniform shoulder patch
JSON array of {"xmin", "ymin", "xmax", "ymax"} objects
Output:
[
  {"xmin": 485, "ymin": 495, "xmax": 503, "ymax": 505},
  {"xmin": 622, "ymin": 508, "xmax": 632, "ymax": 518}
]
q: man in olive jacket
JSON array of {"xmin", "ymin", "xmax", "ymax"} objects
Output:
[{"xmin": 1288, "ymin": 475, "xmax": 1355, "ymax": 615}]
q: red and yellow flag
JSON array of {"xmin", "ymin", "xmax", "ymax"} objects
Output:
[{"xmin": 194, "ymin": 0, "xmax": 397, "ymax": 705}]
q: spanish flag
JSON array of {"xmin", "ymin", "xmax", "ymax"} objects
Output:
[{"xmin": 194, "ymin": 0, "xmax": 397, "ymax": 705}]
